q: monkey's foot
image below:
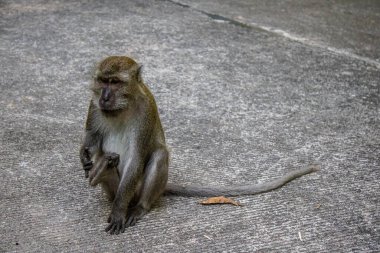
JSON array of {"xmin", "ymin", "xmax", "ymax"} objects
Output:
[
  {"xmin": 126, "ymin": 206, "xmax": 147, "ymax": 227},
  {"xmin": 105, "ymin": 211, "xmax": 126, "ymax": 235}
]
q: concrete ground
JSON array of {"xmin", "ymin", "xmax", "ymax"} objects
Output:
[{"xmin": 0, "ymin": 0, "xmax": 379, "ymax": 252}]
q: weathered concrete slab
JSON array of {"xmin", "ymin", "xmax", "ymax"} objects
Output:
[
  {"xmin": 0, "ymin": 0, "xmax": 379, "ymax": 252},
  {"xmin": 174, "ymin": 0, "xmax": 380, "ymax": 65}
]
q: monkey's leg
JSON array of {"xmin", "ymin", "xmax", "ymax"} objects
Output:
[
  {"xmin": 100, "ymin": 153, "xmax": 120, "ymax": 201},
  {"xmin": 106, "ymin": 156, "xmax": 145, "ymax": 235},
  {"xmin": 126, "ymin": 148, "xmax": 169, "ymax": 227}
]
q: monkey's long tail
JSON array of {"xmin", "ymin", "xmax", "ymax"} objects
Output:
[{"xmin": 164, "ymin": 165, "xmax": 319, "ymax": 197}]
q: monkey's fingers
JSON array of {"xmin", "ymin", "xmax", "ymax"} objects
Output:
[
  {"xmin": 126, "ymin": 206, "xmax": 146, "ymax": 227},
  {"xmin": 105, "ymin": 221, "xmax": 125, "ymax": 235},
  {"xmin": 126, "ymin": 215, "xmax": 138, "ymax": 227},
  {"xmin": 105, "ymin": 223, "xmax": 116, "ymax": 234},
  {"xmin": 120, "ymin": 223, "xmax": 126, "ymax": 233},
  {"xmin": 84, "ymin": 147, "xmax": 91, "ymax": 160},
  {"xmin": 83, "ymin": 161, "xmax": 93, "ymax": 178},
  {"xmin": 83, "ymin": 161, "xmax": 93, "ymax": 170},
  {"xmin": 105, "ymin": 214, "xmax": 126, "ymax": 234}
]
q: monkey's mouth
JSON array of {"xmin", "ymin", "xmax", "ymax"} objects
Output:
[{"xmin": 100, "ymin": 108, "xmax": 123, "ymax": 117}]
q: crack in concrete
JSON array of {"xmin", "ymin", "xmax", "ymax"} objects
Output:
[
  {"xmin": 166, "ymin": 0, "xmax": 380, "ymax": 69},
  {"xmin": 248, "ymin": 22, "xmax": 380, "ymax": 70},
  {"xmin": 165, "ymin": 0, "xmax": 250, "ymax": 28}
]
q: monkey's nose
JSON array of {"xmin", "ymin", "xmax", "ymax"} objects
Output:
[
  {"xmin": 101, "ymin": 87, "xmax": 112, "ymax": 101},
  {"xmin": 102, "ymin": 95, "xmax": 111, "ymax": 103}
]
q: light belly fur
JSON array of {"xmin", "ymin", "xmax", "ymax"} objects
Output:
[{"xmin": 102, "ymin": 130, "xmax": 130, "ymax": 174}]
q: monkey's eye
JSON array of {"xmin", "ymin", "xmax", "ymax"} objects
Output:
[{"xmin": 109, "ymin": 79, "xmax": 120, "ymax": 84}]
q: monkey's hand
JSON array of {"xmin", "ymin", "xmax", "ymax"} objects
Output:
[
  {"xmin": 83, "ymin": 160, "xmax": 93, "ymax": 178},
  {"xmin": 105, "ymin": 210, "xmax": 126, "ymax": 235},
  {"xmin": 81, "ymin": 147, "xmax": 93, "ymax": 178}
]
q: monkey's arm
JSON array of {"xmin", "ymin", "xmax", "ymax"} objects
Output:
[
  {"xmin": 165, "ymin": 165, "xmax": 319, "ymax": 197},
  {"xmin": 79, "ymin": 101, "xmax": 102, "ymax": 178}
]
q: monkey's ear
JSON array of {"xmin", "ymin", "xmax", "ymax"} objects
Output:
[{"xmin": 136, "ymin": 65, "xmax": 143, "ymax": 83}]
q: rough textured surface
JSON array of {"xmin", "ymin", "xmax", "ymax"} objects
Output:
[
  {"xmin": 0, "ymin": 0, "xmax": 379, "ymax": 252},
  {"xmin": 175, "ymin": 0, "xmax": 380, "ymax": 65}
]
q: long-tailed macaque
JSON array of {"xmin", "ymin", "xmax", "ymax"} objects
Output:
[{"xmin": 79, "ymin": 56, "xmax": 319, "ymax": 234}]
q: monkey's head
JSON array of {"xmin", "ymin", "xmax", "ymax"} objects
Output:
[{"xmin": 91, "ymin": 56, "xmax": 142, "ymax": 116}]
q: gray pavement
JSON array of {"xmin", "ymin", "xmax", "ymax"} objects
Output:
[{"xmin": 0, "ymin": 0, "xmax": 379, "ymax": 252}]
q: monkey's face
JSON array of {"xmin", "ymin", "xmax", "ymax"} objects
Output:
[
  {"xmin": 91, "ymin": 76, "xmax": 129, "ymax": 114},
  {"xmin": 91, "ymin": 56, "xmax": 142, "ymax": 116}
]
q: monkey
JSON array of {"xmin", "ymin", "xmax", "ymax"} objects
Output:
[
  {"xmin": 80, "ymin": 56, "xmax": 170, "ymax": 235},
  {"xmin": 87, "ymin": 149, "xmax": 120, "ymax": 201},
  {"xmin": 79, "ymin": 56, "xmax": 319, "ymax": 235}
]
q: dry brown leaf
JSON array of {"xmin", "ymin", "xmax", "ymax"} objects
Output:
[{"xmin": 200, "ymin": 196, "xmax": 242, "ymax": 206}]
